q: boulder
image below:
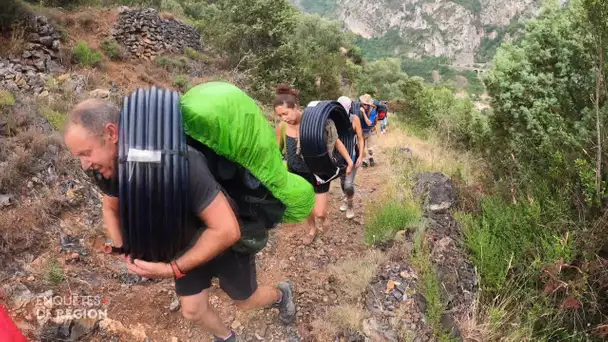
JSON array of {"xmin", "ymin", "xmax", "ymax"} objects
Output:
[
  {"xmin": 39, "ymin": 36, "xmax": 54, "ymax": 47},
  {"xmin": 413, "ymin": 172, "xmax": 457, "ymax": 214}
]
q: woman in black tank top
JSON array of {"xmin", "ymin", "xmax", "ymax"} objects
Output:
[{"xmin": 273, "ymin": 85, "xmax": 353, "ymax": 245}]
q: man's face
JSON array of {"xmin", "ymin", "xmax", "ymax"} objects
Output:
[{"xmin": 64, "ymin": 123, "xmax": 119, "ymax": 179}]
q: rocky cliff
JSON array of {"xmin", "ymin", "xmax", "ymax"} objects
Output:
[{"xmin": 293, "ymin": 0, "xmax": 542, "ymax": 64}]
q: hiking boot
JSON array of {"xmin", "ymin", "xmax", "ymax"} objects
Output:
[
  {"xmin": 346, "ymin": 208, "xmax": 355, "ymax": 219},
  {"xmin": 340, "ymin": 200, "xmax": 348, "ymax": 212},
  {"xmin": 213, "ymin": 331, "xmax": 236, "ymax": 342},
  {"xmin": 369, "ymin": 158, "xmax": 375, "ymax": 167},
  {"xmin": 277, "ymin": 281, "xmax": 296, "ymax": 325}
]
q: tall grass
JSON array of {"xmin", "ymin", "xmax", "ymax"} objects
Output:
[{"xmin": 364, "ymin": 200, "xmax": 421, "ymax": 244}]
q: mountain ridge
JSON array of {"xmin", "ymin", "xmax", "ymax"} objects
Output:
[{"xmin": 292, "ymin": 0, "xmax": 542, "ymax": 63}]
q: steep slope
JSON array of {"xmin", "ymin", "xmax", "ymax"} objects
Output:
[{"xmin": 293, "ymin": 0, "xmax": 541, "ymax": 63}]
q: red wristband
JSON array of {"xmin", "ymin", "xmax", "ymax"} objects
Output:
[{"xmin": 170, "ymin": 261, "xmax": 186, "ymax": 279}]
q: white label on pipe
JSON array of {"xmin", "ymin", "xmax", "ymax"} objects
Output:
[
  {"xmin": 127, "ymin": 148, "xmax": 162, "ymax": 163},
  {"xmin": 307, "ymin": 101, "xmax": 321, "ymax": 108}
]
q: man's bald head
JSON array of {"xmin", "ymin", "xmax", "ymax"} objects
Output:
[
  {"xmin": 64, "ymin": 98, "xmax": 121, "ymax": 179},
  {"xmin": 67, "ymin": 98, "xmax": 120, "ymax": 135}
]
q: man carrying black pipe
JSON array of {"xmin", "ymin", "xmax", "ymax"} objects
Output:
[
  {"xmin": 358, "ymin": 94, "xmax": 378, "ymax": 167},
  {"xmin": 63, "ymin": 99, "xmax": 295, "ymax": 342}
]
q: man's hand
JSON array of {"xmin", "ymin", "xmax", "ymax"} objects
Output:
[
  {"xmin": 355, "ymin": 156, "xmax": 363, "ymax": 168},
  {"xmin": 125, "ymin": 256, "xmax": 173, "ymax": 279}
]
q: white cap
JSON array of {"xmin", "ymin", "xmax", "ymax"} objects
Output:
[{"xmin": 337, "ymin": 96, "xmax": 352, "ymax": 112}]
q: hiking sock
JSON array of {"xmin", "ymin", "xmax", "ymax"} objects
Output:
[{"xmin": 213, "ymin": 330, "xmax": 236, "ymax": 342}]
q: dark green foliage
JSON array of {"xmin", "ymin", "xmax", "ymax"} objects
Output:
[
  {"xmin": 296, "ymin": 0, "xmax": 337, "ymax": 14},
  {"xmin": 476, "ymin": 20, "xmax": 525, "ymax": 63},
  {"xmin": 1, "ymin": 0, "xmax": 22, "ymax": 32},
  {"xmin": 291, "ymin": 14, "xmax": 351, "ymax": 103},
  {"xmin": 450, "ymin": 0, "xmax": 482, "ymax": 14},
  {"xmin": 155, "ymin": 55, "xmax": 188, "ymax": 72},
  {"xmin": 461, "ymin": 195, "xmax": 573, "ymax": 293},
  {"xmin": 455, "ymin": 1, "xmax": 608, "ymax": 338},
  {"xmin": 72, "ymin": 41, "xmax": 103, "ymax": 67},
  {"xmin": 484, "ymin": 0, "xmax": 598, "ymax": 196},
  {"xmin": 355, "ymin": 29, "xmax": 410, "ymax": 61},
  {"xmin": 401, "ymin": 56, "xmax": 454, "ymax": 82},
  {"xmin": 401, "ymin": 56, "xmax": 485, "ymax": 96},
  {"xmin": 197, "ymin": 0, "xmax": 300, "ymax": 99},
  {"xmin": 100, "ymin": 39, "xmax": 124, "ymax": 60},
  {"xmin": 395, "ymin": 76, "xmax": 490, "ymax": 149},
  {"xmin": 356, "ymin": 58, "xmax": 408, "ymax": 100}
]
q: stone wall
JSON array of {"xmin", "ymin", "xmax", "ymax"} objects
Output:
[
  {"xmin": 0, "ymin": 15, "xmax": 63, "ymax": 95},
  {"xmin": 111, "ymin": 7, "xmax": 201, "ymax": 60}
]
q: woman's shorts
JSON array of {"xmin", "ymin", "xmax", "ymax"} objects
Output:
[{"xmin": 290, "ymin": 170, "xmax": 330, "ymax": 194}]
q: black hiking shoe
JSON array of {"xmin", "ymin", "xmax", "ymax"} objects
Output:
[
  {"xmin": 276, "ymin": 281, "xmax": 296, "ymax": 325},
  {"xmin": 369, "ymin": 158, "xmax": 375, "ymax": 167},
  {"xmin": 213, "ymin": 331, "xmax": 236, "ymax": 342}
]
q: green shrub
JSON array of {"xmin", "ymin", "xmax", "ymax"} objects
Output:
[
  {"xmin": 155, "ymin": 55, "xmax": 187, "ymax": 72},
  {"xmin": 364, "ymin": 200, "xmax": 421, "ymax": 244},
  {"xmin": 0, "ymin": 90, "xmax": 16, "ymax": 107},
  {"xmin": 45, "ymin": 258, "xmax": 65, "ymax": 285},
  {"xmin": 459, "ymin": 195, "xmax": 573, "ymax": 293},
  {"xmin": 40, "ymin": 106, "xmax": 66, "ymax": 131},
  {"xmin": 72, "ymin": 41, "xmax": 103, "ymax": 67},
  {"xmin": 100, "ymin": 39, "xmax": 124, "ymax": 60},
  {"xmin": 183, "ymin": 47, "xmax": 200, "ymax": 60},
  {"xmin": 173, "ymin": 75, "xmax": 191, "ymax": 92}
]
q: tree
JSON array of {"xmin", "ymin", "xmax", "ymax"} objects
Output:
[
  {"xmin": 197, "ymin": 0, "xmax": 300, "ymax": 99},
  {"xmin": 291, "ymin": 14, "xmax": 351, "ymax": 103},
  {"xmin": 582, "ymin": 0, "xmax": 608, "ymax": 201},
  {"xmin": 483, "ymin": 0, "xmax": 597, "ymax": 193},
  {"xmin": 356, "ymin": 58, "xmax": 408, "ymax": 100}
]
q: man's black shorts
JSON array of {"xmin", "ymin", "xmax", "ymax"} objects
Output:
[{"xmin": 175, "ymin": 250, "xmax": 257, "ymax": 300}]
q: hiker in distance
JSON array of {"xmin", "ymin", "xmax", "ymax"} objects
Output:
[
  {"xmin": 337, "ymin": 96, "xmax": 364, "ymax": 219},
  {"xmin": 64, "ymin": 98, "xmax": 296, "ymax": 342},
  {"xmin": 275, "ymin": 85, "xmax": 354, "ymax": 244},
  {"xmin": 359, "ymin": 94, "xmax": 378, "ymax": 167}
]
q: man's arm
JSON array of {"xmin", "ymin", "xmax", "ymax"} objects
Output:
[
  {"xmin": 361, "ymin": 107, "xmax": 373, "ymax": 126},
  {"xmin": 353, "ymin": 116, "xmax": 365, "ymax": 164},
  {"xmin": 102, "ymin": 195, "xmax": 123, "ymax": 247},
  {"xmin": 174, "ymin": 192, "xmax": 241, "ymax": 272},
  {"xmin": 368, "ymin": 108, "xmax": 378, "ymax": 126}
]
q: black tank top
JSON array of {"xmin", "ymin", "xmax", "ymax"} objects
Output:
[{"xmin": 286, "ymin": 136, "xmax": 309, "ymax": 173}]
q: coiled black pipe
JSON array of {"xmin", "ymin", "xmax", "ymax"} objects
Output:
[
  {"xmin": 300, "ymin": 101, "xmax": 355, "ymax": 183},
  {"xmin": 118, "ymin": 87, "xmax": 189, "ymax": 262},
  {"xmin": 350, "ymin": 101, "xmax": 362, "ymax": 121}
]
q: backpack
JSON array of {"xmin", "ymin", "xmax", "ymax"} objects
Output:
[
  {"xmin": 181, "ymin": 83, "xmax": 316, "ymax": 253},
  {"xmin": 350, "ymin": 101, "xmax": 362, "ymax": 120},
  {"xmin": 377, "ymin": 102, "xmax": 388, "ymax": 120}
]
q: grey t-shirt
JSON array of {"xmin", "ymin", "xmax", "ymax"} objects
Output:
[{"xmin": 91, "ymin": 146, "xmax": 221, "ymax": 230}]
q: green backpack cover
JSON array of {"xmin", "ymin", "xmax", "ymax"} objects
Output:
[{"xmin": 180, "ymin": 82, "xmax": 315, "ymax": 223}]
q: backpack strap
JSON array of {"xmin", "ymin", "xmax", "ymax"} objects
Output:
[{"xmin": 280, "ymin": 121, "xmax": 287, "ymax": 155}]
